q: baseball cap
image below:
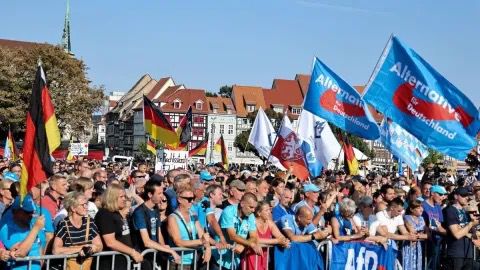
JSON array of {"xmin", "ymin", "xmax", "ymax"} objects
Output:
[
  {"xmin": 199, "ymin": 170, "xmax": 213, "ymax": 181},
  {"xmin": 150, "ymin": 174, "xmax": 165, "ymax": 182},
  {"xmin": 430, "ymin": 185, "xmax": 447, "ymax": 195},
  {"xmin": 455, "ymin": 187, "xmax": 472, "ymax": 197},
  {"xmin": 12, "ymin": 194, "xmax": 36, "ymax": 213},
  {"xmin": 303, "ymin": 183, "xmax": 320, "ymax": 193},
  {"xmin": 3, "ymin": 171, "xmax": 19, "ymax": 182},
  {"xmin": 229, "ymin": 180, "xmax": 246, "ymax": 191}
]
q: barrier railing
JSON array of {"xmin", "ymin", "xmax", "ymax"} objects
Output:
[{"xmin": 14, "ymin": 251, "xmax": 132, "ymax": 270}]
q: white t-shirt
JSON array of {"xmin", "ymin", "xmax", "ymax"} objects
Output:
[{"xmin": 375, "ymin": 210, "xmax": 404, "ymax": 234}]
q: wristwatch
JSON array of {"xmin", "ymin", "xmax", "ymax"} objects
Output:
[{"xmin": 311, "ymin": 234, "xmax": 315, "ymax": 241}]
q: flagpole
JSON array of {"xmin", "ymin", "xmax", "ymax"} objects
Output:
[
  {"xmin": 362, "ymin": 34, "xmax": 393, "ymax": 97},
  {"xmin": 334, "ymin": 132, "xmax": 345, "ymax": 171}
]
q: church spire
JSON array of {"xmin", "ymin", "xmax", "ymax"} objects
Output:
[{"xmin": 61, "ymin": 0, "xmax": 72, "ymax": 54}]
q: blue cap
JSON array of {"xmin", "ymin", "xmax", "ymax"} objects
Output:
[
  {"xmin": 431, "ymin": 185, "xmax": 447, "ymax": 195},
  {"xmin": 199, "ymin": 170, "xmax": 213, "ymax": 181},
  {"xmin": 12, "ymin": 194, "xmax": 36, "ymax": 213},
  {"xmin": 3, "ymin": 171, "xmax": 19, "ymax": 182},
  {"xmin": 303, "ymin": 183, "xmax": 320, "ymax": 193}
]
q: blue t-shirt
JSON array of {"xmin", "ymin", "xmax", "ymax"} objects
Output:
[
  {"xmin": 0, "ymin": 218, "xmax": 45, "ymax": 270},
  {"xmin": 132, "ymin": 204, "xmax": 161, "ymax": 242},
  {"xmin": 291, "ymin": 200, "xmax": 320, "ymax": 216},
  {"xmin": 0, "ymin": 205, "xmax": 53, "ymax": 248},
  {"xmin": 279, "ymin": 214, "xmax": 317, "ymax": 235},
  {"xmin": 422, "ymin": 200, "xmax": 444, "ymax": 241},
  {"xmin": 334, "ymin": 215, "xmax": 353, "ymax": 236},
  {"xmin": 170, "ymin": 211, "xmax": 199, "ymax": 265},
  {"xmin": 213, "ymin": 204, "xmax": 256, "ymax": 269},
  {"xmin": 165, "ymin": 188, "xmax": 178, "ymax": 215},
  {"xmin": 272, "ymin": 204, "xmax": 294, "ymax": 224},
  {"xmin": 192, "ymin": 197, "xmax": 215, "ymax": 229}
]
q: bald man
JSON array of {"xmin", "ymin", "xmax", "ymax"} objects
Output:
[{"xmin": 280, "ymin": 206, "xmax": 331, "ymax": 242}]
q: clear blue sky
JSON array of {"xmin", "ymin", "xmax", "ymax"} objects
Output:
[{"xmin": 1, "ymin": 0, "xmax": 479, "ymax": 105}]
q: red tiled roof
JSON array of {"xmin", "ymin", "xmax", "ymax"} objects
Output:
[
  {"xmin": 206, "ymin": 96, "xmax": 236, "ymax": 114},
  {"xmin": 159, "ymin": 89, "xmax": 208, "ymax": 114},
  {"xmin": 263, "ymin": 79, "xmax": 305, "ymax": 119},
  {"xmin": 109, "ymin": 100, "xmax": 118, "ymax": 108},
  {"xmin": 153, "ymin": 85, "xmax": 183, "ymax": 103},
  {"xmin": 0, "ymin": 38, "xmax": 49, "ymax": 49},
  {"xmin": 146, "ymin": 77, "xmax": 170, "ymax": 100},
  {"xmin": 295, "ymin": 74, "xmax": 311, "ymax": 97},
  {"xmin": 354, "ymin": 86, "xmax": 383, "ymax": 123},
  {"xmin": 231, "ymin": 85, "xmax": 266, "ymax": 117}
]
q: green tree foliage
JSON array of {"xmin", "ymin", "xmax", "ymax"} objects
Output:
[
  {"xmin": 234, "ymin": 108, "xmax": 284, "ymax": 157},
  {"xmin": 205, "ymin": 91, "xmax": 218, "ymax": 97},
  {"xmin": 0, "ymin": 44, "xmax": 105, "ymax": 139},
  {"xmin": 219, "ymin": 85, "xmax": 233, "ymax": 97},
  {"xmin": 421, "ymin": 149, "xmax": 444, "ymax": 167}
]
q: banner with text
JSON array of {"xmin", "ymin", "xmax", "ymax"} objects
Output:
[
  {"xmin": 155, "ymin": 150, "xmax": 188, "ymax": 171},
  {"xmin": 330, "ymin": 241, "xmax": 397, "ymax": 270},
  {"xmin": 363, "ymin": 35, "xmax": 480, "ymax": 160},
  {"xmin": 304, "ymin": 57, "xmax": 380, "ymax": 140},
  {"xmin": 69, "ymin": 143, "xmax": 88, "ymax": 156}
]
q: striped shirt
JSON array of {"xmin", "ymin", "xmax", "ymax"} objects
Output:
[{"xmin": 55, "ymin": 217, "xmax": 99, "ymax": 246}]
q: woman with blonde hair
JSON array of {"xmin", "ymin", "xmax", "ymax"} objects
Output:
[
  {"xmin": 95, "ymin": 183, "xmax": 143, "ymax": 270},
  {"xmin": 52, "ymin": 191, "xmax": 103, "ymax": 270}
]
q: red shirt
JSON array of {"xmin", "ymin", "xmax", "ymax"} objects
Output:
[{"xmin": 41, "ymin": 193, "xmax": 61, "ymax": 218}]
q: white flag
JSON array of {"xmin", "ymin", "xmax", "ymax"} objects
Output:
[
  {"xmin": 297, "ymin": 110, "xmax": 341, "ymax": 176},
  {"xmin": 248, "ymin": 108, "xmax": 285, "ymax": 170}
]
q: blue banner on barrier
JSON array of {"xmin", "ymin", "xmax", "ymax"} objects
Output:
[
  {"xmin": 274, "ymin": 242, "xmax": 324, "ymax": 270},
  {"xmin": 363, "ymin": 36, "xmax": 480, "ymax": 160},
  {"xmin": 330, "ymin": 242, "xmax": 397, "ymax": 270}
]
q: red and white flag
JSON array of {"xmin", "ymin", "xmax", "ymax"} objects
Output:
[{"xmin": 270, "ymin": 116, "xmax": 310, "ymax": 180}]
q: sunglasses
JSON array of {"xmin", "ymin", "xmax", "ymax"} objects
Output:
[
  {"xmin": 161, "ymin": 199, "xmax": 167, "ymax": 203},
  {"xmin": 180, "ymin": 196, "xmax": 195, "ymax": 203}
]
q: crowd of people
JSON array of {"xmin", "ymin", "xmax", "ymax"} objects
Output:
[{"xmin": 0, "ymin": 157, "xmax": 480, "ymax": 270}]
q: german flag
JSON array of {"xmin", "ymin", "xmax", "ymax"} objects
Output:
[
  {"xmin": 341, "ymin": 134, "xmax": 359, "ymax": 175},
  {"xmin": 20, "ymin": 64, "xmax": 61, "ymax": 200},
  {"xmin": 214, "ymin": 135, "xmax": 228, "ymax": 170},
  {"xmin": 143, "ymin": 96, "xmax": 178, "ymax": 145},
  {"xmin": 189, "ymin": 134, "xmax": 208, "ymax": 157},
  {"xmin": 146, "ymin": 137, "xmax": 157, "ymax": 156}
]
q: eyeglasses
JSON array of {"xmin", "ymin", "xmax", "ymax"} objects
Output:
[
  {"xmin": 180, "ymin": 196, "xmax": 195, "ymax": 203},
  {"xmin": 77, "ymin": 202, "xmax": 88, "ymax": 208},
  {"xmin": 161, "ymin": 199, "xmax": 167, "ymax": 203},
  {"xmin": 135, "ymin": 176, "xmax": 146, "ymax": 179}
]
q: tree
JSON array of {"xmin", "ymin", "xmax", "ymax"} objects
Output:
[
  {"xmin": 205, "ymin": 91, "xmax": 218, "ymax": 97},
  {"xmin": 0, "ymin": 44, "xmax": 105, "ymax": 140},
  {"xmin": 421, "ymin": 149, "xmax": 444, "ymax": 167},
  {"xmin": 219, "ymin": 85, "xmax": 233, "ymax": 97},
  {"xmin": 234, "ymin": 108, "xmax": 284, "ymax": 158}
]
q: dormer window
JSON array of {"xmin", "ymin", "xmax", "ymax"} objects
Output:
[
  {"xmin": 195, "ymin": 100, "xmax": 203, "ymax": 110},
  {"xmin": 247, "ymin": 104, "xmax": 255, "ymax": 112},
  {"xmin": 173, "ymin": 99, "xmax": 181, "ymax": 109}
]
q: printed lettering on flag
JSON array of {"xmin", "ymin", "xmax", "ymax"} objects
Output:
[
  {"xmin": 330, "ymin": 241, "xmax": 397, "ymax": 270},
  {"xmin": 363, "ymin": 36, "xmax": 480, "ymax": 160},
  {"xmin": 380, "ymin": 119, "xmax": 428, "ymax": 171},
  {"xmin": 304, "ymin": 57, "xmax": 380, "ymax": 140}
]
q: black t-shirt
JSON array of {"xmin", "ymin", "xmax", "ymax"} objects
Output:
[
  {"xmin": 95, "ymin": 208, "xmax": 133, "ymax": 249},
  {"xmin": 443, "ymin": 205, "xmax": 474, "ymax": 258}
]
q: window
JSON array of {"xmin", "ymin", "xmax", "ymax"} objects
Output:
[
  {"xmin": 273, "ymin": 106, "xmax": 283, "ymax": 113},
  {"xmin": 174, "ymin": 100, "xmax": 181, "ymax": 109},
  {"xmin": 292, "ymin": 107, "xmax": 302, "ymax": 115},
  {"xmin": 211, "ymin": 124, "xmax": 216, "ymax": 134},
  {"xmin": 220, "ymin": 125, "xmax": 224, "ymax": 134},
  {"xmin": 213, "ymin": 108, "xmax": 218, "ymax": 113},
  {"xmin": 226, "ymin": 109, "xmax": 232, "ymax": 114},
  {"xmin": 228, "ymin": 125, "xmax": 233, "ymax": 135},
  {"xmin": 195, "ymin": 101, "xmax": 202, "ymax": 110},
  {"xmin": 228, "ymin": 143, "xmax": 233, "ymax": 152},
  {"xmin": 243, "ymin": 118, "xmax": 248, "ymax": 125},
  {"xmin": 247, "ymin": 105, "xmax": 255, "ymax": 112}
]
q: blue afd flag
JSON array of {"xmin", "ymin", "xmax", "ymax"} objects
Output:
[
  {"xmin": 380, "ymin": 119, "xmax": 428, "ymax": 171},
  {"xmin": 274, "ymin": 242, "xmax": 324, "ymax": 270},
  {"xmin": 330, "ymin": 241, "xmax": 397, "ymax": 270},
  {"xmin": 304, "ymin": 57, "xmax": 380, "ymax": 140},
  {"xmin": 363, "ymin": 36, "xmax": 480, "ymax": 160}
]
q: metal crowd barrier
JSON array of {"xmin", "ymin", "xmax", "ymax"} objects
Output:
[
  {"xmin": 14, "ymin": 251, "xmax": 132, "ymax": 270},
  {"xmin": 317, "ymin": 240, "xmax": 332, "ymax": 270}
]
